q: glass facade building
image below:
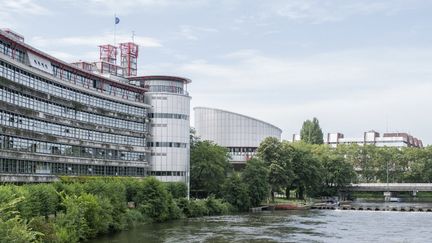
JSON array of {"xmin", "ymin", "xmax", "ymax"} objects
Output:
[{"xmin": 0, "ymin": 29, "xmax": 191, "ymax": 182}]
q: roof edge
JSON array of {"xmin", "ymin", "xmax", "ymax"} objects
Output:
[{"xmin": 194, "ymin": 106, "xmax": 282, "ymax": 133}]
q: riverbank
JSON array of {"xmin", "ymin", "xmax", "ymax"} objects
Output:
[{"xmin": 0, "ymin": 177, "xmax": 235, "ymax": 242}]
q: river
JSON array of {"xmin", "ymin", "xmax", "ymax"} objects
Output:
[{"xmin": 90, "ymin": 206, "xmax": 432, "ymax": 243}]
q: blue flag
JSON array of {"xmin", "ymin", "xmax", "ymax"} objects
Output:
[{"xmin": 115, "ymin": 17, "xmax": 120, "ymax": 25}]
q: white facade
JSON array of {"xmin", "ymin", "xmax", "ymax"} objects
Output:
[
  {"xmin": 130, "ymin": 76, "xmax": 191, "ymax": 183},
  {"xmin": 326, "ymin": 131, "xmax": 423, "ymax": 148},
  {"xmin": 194, "ymin": 107, "xmax": 282, "ymax": 164},
  {"xmin": 292, "ymin": 131, "xmax": 423, "ymax": 148}
]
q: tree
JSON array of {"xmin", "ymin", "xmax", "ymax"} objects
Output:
[
  {"xmin": 222, "ymin": 173, "xmax": 251, "ymax": 211},
  {"xmin": 300, "ymin": 117, "xmax": 324, "ymax": 144},
  {"xmin": 190, "ymin": 141, "xmax": 231, "ymax": 197},
  {"xmin": 190, "ymin": 127, "xmax": 200, "ymax": 149},
  {"xmin": 257, "ymin": 137, "xmax": 283, "ymax": 165},
  {"xmin": 290, "ymin": 143, "xmax": 322, "ymax": 199},
  {"xmin": 241, "ymin": 158, "xmax": 269, "ymax": 207},
  {"xmin": 257, "ymin": 138, "xmax": 293, "ymax": 202}
]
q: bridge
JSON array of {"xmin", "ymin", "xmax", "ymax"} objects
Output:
[{"xmin": 344, "ymin": 183, "xmax": 432, "ymax": 192}]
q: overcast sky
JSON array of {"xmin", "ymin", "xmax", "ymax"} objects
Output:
[{"xmin": 2, "ymin": 0, "xmax": 432, "ymax": 144}]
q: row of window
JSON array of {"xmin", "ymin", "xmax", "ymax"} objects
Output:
[
  {"xmin": 0, "ymin": 135, "xmax": 146, "ymax": 161},
  {"xmin": 0, "ymin": 158, "xmax": 185, "ymax": 177},
  {"xmin": 227, "ymin": 147, "xmax": 257, "ymax": 156},
  {"xmin": 52, "ymin": 65, "xmax": 143, "ymax": 102},
  {"xmin": 0, "ymin": 40, "xmax": 26, "ymax": 63},
  {"xmin": 148, "ymin": 85, "xmax": 185, "ymax": 95},
  {"xmin": 0, "ymin": 87, "xmax": 146, "ymax": 132},
  {"xmin": 147, "ymin": 142, "xmax": 187, "ymax": 148},
  {"xmin": 0, "ymin": 111, "xmax": 145, "ymax": 146},
  {"xmin": 148, "ymin": 113, "xmax": 189, "ymax": 120},
  {"xmin": 0, "ymin": 61, "xmax": 146, "ymax": 117},
  {"xmin": 227, "ymin": 147, "xmax": 257, "ymax": 153},
  {"xmin": 0, "ymin": 39, "xmax": 145, "ymax": 104},
  {"xmin": 0, "ymin": 158, "xmax": 149, "ymax": 176}
]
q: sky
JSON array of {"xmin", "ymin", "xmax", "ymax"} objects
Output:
[{"xmin": 2, "ymin": 0, "xmax": 432, "ymax": 144}]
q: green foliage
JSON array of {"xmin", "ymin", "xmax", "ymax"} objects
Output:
[
  {"xmin": 300, "ymin": 117, "xmax": 324, "ymax": 144},
  {"xmin": 165, "ymin": 182, "xmax": 188, "ymax": 199},
  {"xmin": 0, "ymin": 197, "xmax": 42, "ymax": 243},
  {"xmin": 28, "ymin": 217, "xmax": 58, "ymax": 243},
  {"xmin": 222, "ymin": 174, "xmax": 251, "ymax": 211},
  {"xmin": 20, "ymin": 184, "xmax": 59, "ymax": 220},
  {"xmin": 135, "ymin": 177, "xmax": 171, "ymax": 222},
  {"xmin": 257, "ymin": 137, "xmax": 283, "ymax": 165},
  {"xmin": 0, "ymin": 177, "xmax": 200, "ymax": 243},
  {"xmin": 242, "ymin": 158, "xmax": 269, "ymax": 207},
  {"xmin": 190, "ymin": 140, "xmax": 231, "ymax": 197},
  {"xmin": 188, "ymin": 199, "xmax": 209, "ymax": 217},
  {"xmin": 123, "ymin": 209, "xmax": 146, "ymax": 227},
  {"xmin": 204, "ymin": 196, "xmax": 230, "ymax": 215},
  {"xmin": 82, "ymin": 179, "xmax": 127, "ymax": 231},
  {"xmin": 290, "ymin": 142, "xmax": 323, "ymax": 199},
  {"xmin": 190, "ymin": 127, "xmax": 200, "ymax": 149}
]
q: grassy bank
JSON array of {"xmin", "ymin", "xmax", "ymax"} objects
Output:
[{"xmin": 0, "ymin": 177, "xmax": 233, "ymax": 243}]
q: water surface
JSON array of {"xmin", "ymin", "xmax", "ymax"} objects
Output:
[{"xmin": 91, "ymin": 209, "xmax": 432, "ymax": 242}]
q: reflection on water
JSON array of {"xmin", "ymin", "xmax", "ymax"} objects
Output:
[{"xmin": 91, "ymin": 207, "xmax": 432, "ymax": 243}]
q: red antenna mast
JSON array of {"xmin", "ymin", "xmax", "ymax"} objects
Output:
[
  {"xmin": 119, "ymin": 42, "xmax": 139, "ymax": 77},
  {"xmin": 99, "ymin": 44, "xmax": 118, "ymax": 64}
]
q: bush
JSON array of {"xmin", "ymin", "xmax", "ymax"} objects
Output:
[
  {"xmin": 124, "ymin": 209, "xmax": 146, "ymax": 227},
  {"xmin": 28, "ymin": 217, "xmax": 58, "ymax": 243},
  {"xmin": 205, "ymin": 196, "xmax": 230, "ymax": 215},
  {"xmin": 188, "ymin": 199, "xmax": 209, "ymax": 217},
  {"xmin": 135, "ymin": 177, "xmax": 170, "ymax": 222},
  {"xmin": 222, "ymin": 174, "xmax": 251, "ymax": 211},
  {"xmin": 0, "ymin": 197, "xmax": 42, "ymax": 243},
  {"xmin": 167, "ymin": 195, "xmax": 183, "ymax": 220},
  {"xmin": 20, "ymin": 184, "xmax": 59, "ymax": 219},
  {"xmin": 165, "ymin": 182, "xmax": 187, "ymax": 199}
]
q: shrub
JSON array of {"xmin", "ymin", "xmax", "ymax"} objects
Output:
[
  {"xmin": 124, "ymin": 209, "xmax": 146, "ymax": 227},
  {"xmin": 20, "ymin": 184, "xmax": 59, "ymax": 219},
  {"xmin": 188, "ymin": 199, "xmax": 209, "ymax": 217},
  {"xmin": 165, "ymin": 182, "xmax": 187, "ymax": 199},
  {"xmin": 135, "ymin": 177, "xmax": 171, "ymax": 222},
  {"xmin": 205, "ymin": 196, "xmax": 230, "ymax": 215},
  {"xmin": 222, "ymin": 174, "xmax": 251, "ymax": 211},
  {"xmin": 0, "ymin": 197, "xmax": 42, "ymax": 243}
]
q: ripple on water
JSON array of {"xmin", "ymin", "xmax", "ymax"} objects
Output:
[{"xmin": 89, "ymin": 206, "xmax": 432, "ymax": 243}]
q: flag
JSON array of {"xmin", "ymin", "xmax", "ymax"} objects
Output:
[{"xmin": 115, "ymin": 17, "xmax": 120, "ymax": 25}]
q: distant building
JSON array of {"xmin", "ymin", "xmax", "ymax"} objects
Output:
[
  {"xmin": 194, "ymin": 107, "xmax": 282, "ymax": 169},
  {"xmin": 292, "ymin": 130, "xmax": 423, "ymax": 148}
]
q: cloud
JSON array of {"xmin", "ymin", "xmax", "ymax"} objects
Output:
[
  {"xmin": 178, "ymin": 25, "xmax": 218, "ymax": 41},
  {"xmin": 61, "ymin": 0, "xmax": 207, "ymax": 15},
  {"xmin": 30, "ymin": 33, "xmax": 162, "ymax": 48},
  {"xmin": 0, "ymin": 0, "xmax": 49, "ymax": 15},
  {"xmin": 0, "ymin": 0, "xmax": 49, "ymax": 28},
  {"xmin": 142, "ymin": 47, "xmax": 432, "ymax": 144},
  {"xmin": 28, "ymin": 32, "xmax": 161, "ymax": 62},
  {"xmin": 269, "ymin": 0, "xmax": 421, "ymax": 23}
]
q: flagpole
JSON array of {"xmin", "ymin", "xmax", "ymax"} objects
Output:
[{"xmin": 114, "ymin": 13, "xmax": 117, "ymax": 45}]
